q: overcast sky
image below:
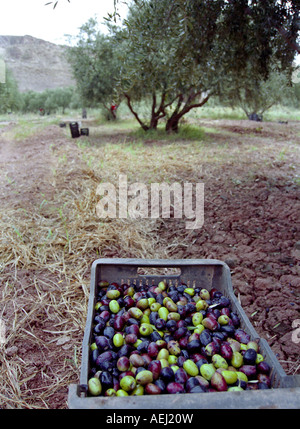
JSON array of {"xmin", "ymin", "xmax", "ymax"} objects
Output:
[{"xmin": 0, "ymin": 0, "xmax": 129, "ymax": 45}]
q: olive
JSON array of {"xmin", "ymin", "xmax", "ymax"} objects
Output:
[
  {"xmin": 117, "ymin": 344, "xmax": 134, "ymax": 358},
  {"xmin": 95, "ymin": 335, "xmax": 112, "ymax": 351},
  {"xmin": 234, "ymin": 329, "xmax": 250, "ymax": 344},
  {"xmin": 167, "ymin": 340, "xmax": 181, "ymax": 356},
  {"xmin": 239, "ymin": 365, "xmax": 257, "ymax": 379},
  {"xmin": 100, "ymin": 371, "xmax": 113, "ymax": 391},
  {"xmin": 136, "ymin": 370, "xmax": 153, "ymax": 385},
  {"xmin": 174, "ymin": 367, "xmax": 188, "ymax": 384},
  {"xmin": 155, "ymin": 378, "xmax": 166, "ymax": 392},
  {"xmin": 204, "ymin": 341, "xmax": 220, "ymax": 357},
  {"xmin": 189, "ymin": 385, "xmax": 206, "ymax": 393},
  {"xmin": 137, "ymin": 339, "xmax": 150, "ymax": 353},
  {"xmin": 220, "ymin": 342, "xmax": 233, "ymax": 360},
  {"xmin": 199, "ymin": 363, "xmax": 215, "ymax": 381},
  {"xmin": 186, "ymin": 339, "xmax": 201, "ymax": 353},
  {"xmin": 202, "ymin": 316, "xmax": 219, "ymax": 331},
  {"xmin": 195, "ymin": 375, "xmax": 210, "ymax": 390},
  {"xmin": 185, "ymin": 377, "xmax": 200, "ymax": 392},
  {"xmin": 160, "ymin": 367, "xmax": 175, "ymax": 383},
  {"xmin": 150, "ymin": 331, "xmax": 163, "ymax": 342},
  {"xmin": 148, "ymin": 342, "xmax": 159, "ymax": 358},
  {"xmin": 120, "ymin": 375, "xmax": 136, "ymax": 392},
  {"xmin": 210, "ymin": 371, "xmax": 228, "ymax": 392},
  {"xmin": 166, "ymin": 319, "xmax": 177, "ymax": 333},
  {"xmin": 145, "ymin": 383, "xmax": 162, "ymax": 395},
  {"xmin": 117, "ymin": 356, "xmax": 130, "ymax": 372},
  {"xmin": 199, "ymin": 330, "xmax": 212, "ymax": 347},
  {"xmin": 173, "ymin": 327, "xmax": 188, "ymax": 340},
  {"xmin": 243, "ymin": 348, "xmax": 257, "ymax": 365},
  {"xmin": 221, "ymin": 370, "xmax": 238, "ymax": 385},
  {"xmin": 113, "ymin": 333, "xmax": 124, "ymax": 348},
  {"xmin": 88, "ymin": 377, "xmax": 102, "ymax": 396},
  {"xmin": 212, "ymin": 354, "xmax": 228, "ymax": 369},
  {"xmin": 148, "ymin": 360, "xmax": 162, "ymax": 380},
  {"xmin": 166, "ymin": 382, "xmax": 185, "ymax": 394},
  {"xmin": 257, "ymin": 373, "xmax": 271, "ymax": 387},
  {"xmin": 105, "ymin": 388, "xmax": 117, "ymax": 397},
  {"xmin": 113, "ymin": 314, "xmax": 126, "ymax": 331},
  {"xmin": 257, "ymin": 361, "xmax": 271, "ymax": 374},
  {"xmin": 231, "ymin": 351, "xmax": 244, "ymax": 368},
  {"xmin": 183, "ymin": 359, "xmax": 199, "ymax": 377},
  {"xmin": 155, "ymin": 318, "xmax": 166, "ymax": 330},
  {"xmin": 130, "ymin": 353, "xmax": 146, "ymax": 368},
  {"xmin": 103, "ymin": 326, "xmax": 115, "ymax": 339}
]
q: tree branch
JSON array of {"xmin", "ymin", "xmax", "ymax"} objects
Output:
[{"xmin": 124, "ymin": 93, "xmax": 149, "ymax": 131}]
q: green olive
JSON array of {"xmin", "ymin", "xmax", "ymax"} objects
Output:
[
  {"xmin": 88, "ymin": 377, "xmax": 102, "ymax": 396},
  {"xmin": 183, "ymin": 359, "xmax": 199, "ymax": 376},
  {"xmin": 109, "ymin": 299, "xmax": 120, "ymax": 314}
]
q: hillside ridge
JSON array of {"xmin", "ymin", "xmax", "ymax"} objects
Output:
[{"xmin": 0, "ymin": 34, "xmax": 76, "ymax": 92}]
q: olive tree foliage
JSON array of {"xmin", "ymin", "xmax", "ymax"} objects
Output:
[{"xmin": 115, "ymin": 0, "xmax": 299, "ymax": 132}]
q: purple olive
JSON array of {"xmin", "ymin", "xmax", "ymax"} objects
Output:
[
  {"xmin": 257, "ymin": 361, "xmax": 271, "ymax": 374},
  {"xmin": 174, "ymin": 367, "xmax": 188, "ymax": 384},
  {"xmin": 220, "ymin": 342, "xmax": 233, "ymax": 360},
  {"xmin": 113, "ymin": 315, "xmax": 126, "ymax": 331},
  {"xmin": 148, "ymin": 342, "xmax": 159, "ymax": 358},
  {"xmin": 155, "ymin": 379, "xmax": 166, "ymax": 392},
  {"xmin": 210, "ymin": 371, "xmax": 228, "ymax": 392},
  {"xmin": 234, "ymin": 329, "xmax": 250, "ymax": 344},
  {"xmin": 173, "ymin": 327, "xmax": 188, "ymax": 340},
  {"xmin": 230, "ymin": 312, "xmax": 240, "ymax": 327},
  {"xmin": 117, "ymin": 356, "xmax": 130, "ymax": 372},
  {"xmin": 240, "ymin": 365, "xmax": 257, "ymax": 379},
  {"xmin": 166, "ymin": 382, "xmax": 185, "ymax": 394},
  {"xmin": 145, "ymin": 383, "xmax": 162, "ymax": 395},
  {"xmin": 204, "ymin": 341, "xmax": 220, "ymax": 357},
  {"xmin": 117, "ymin": 344, "xmax": 134, "ymax": 358},
  {"xmin": 95, "ymin": 335, "xmax": 112, "ymax": 351},
  {"xmin": 155, "ymin": 318, "xmax": 166, "ymax": 330},
  {"xmin": 243, "ymin": 348, "xmax": 257, "ymax": 365},
  {"xmin": 185, "ymin": 377, "xmax": 200, "ymax": 392},
  {"xmin": 160, "ymin": 367, "xmax": 175, "ymax": 383},
  {"xmin": 189, "ymin": 385, "xmax": 206, "ymax": 393},
  {"xmin": 200, "ymin": 330, "xmax": 212, "ymax": 347},
  {"xmin": 148, "ymin": 360, "xmax": 162, "ymax": 380},
  {"xmin": 186, "ymin": 339, "xmax": 201, "ymax": 353}
]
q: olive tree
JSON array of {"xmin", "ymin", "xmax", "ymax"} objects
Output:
[
  {"xmin": 67, "ymin": 18, "xmax": 123, "ymax": 119},
  {"xmin": 116, "ymin": 0, "xmax": 299, "ymax": 132}
]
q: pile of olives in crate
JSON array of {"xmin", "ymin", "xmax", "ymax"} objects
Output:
[{"xmin": 87, "ymin": 280, "xmax": 272, "ymax": 397}]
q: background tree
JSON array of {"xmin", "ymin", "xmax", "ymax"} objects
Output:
[
  {"xmin": 67, "ymin": 18, "xmax": 123, "ymax": 119},
  {"xmin": 219, "ymin": 68, "xmax": 295, "ymax": 120},
  {"xmin": 0, "ymin": 67, "xmax": 23, "ymax": 113}
]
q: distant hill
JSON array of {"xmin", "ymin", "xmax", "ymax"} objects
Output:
[{"xmin": 0, "ymin": 35, "xmax": 76, "ymax": 93}]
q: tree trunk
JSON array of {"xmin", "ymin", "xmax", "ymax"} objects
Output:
[{"xmin": 166, "ymin": 115, "xmax": 180, "ymax": 133}]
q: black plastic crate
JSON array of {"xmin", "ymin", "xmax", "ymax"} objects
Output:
[{"xmin": 68, "ymin": 258, "xmax": 300, "ymax": 409}]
